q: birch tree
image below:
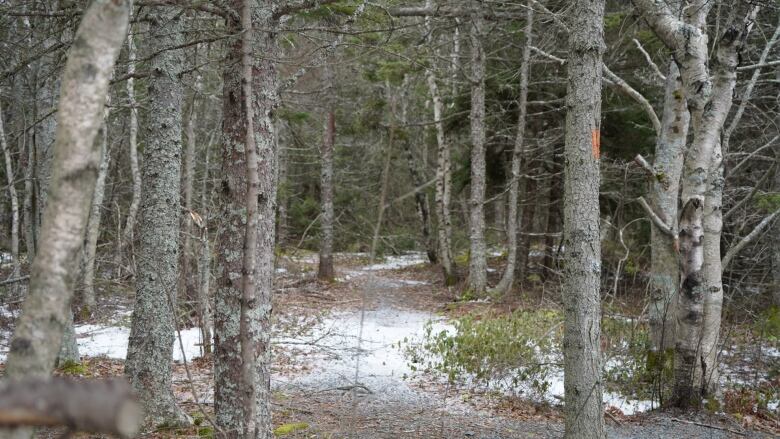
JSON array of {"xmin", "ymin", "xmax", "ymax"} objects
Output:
[
  {"xmin": 632, "ymin": 0, "xmax": 760, "ymax": 406},
  {"xmin": 0, "ymin": 1, "xmax": 128, "ymax": 438},
  {"xmin": 562, "ymin": 0, "xmax": 605, "ymax": 437}
]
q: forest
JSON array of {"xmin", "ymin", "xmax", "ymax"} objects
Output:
[{"xmin": 0, "ymin": 0, "xmax": 779, "ymax": 438}]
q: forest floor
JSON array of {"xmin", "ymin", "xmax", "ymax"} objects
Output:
[{"xmin": 1, "ymin": 251, "xmax": 779, "ymax": 438}]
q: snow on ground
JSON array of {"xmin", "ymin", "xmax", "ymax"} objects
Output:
[
  {"xmin": 360, "ymin": 252, "xmax": 428, "ymax": 271},
  {"xmin": 0, "ymin": 323, "xmax": 207, "ymax": 363},
  {"xmin": 75, "ymin": 324, "xmax": 206, "ymax": 362},
  {"xmin": 275, "ymin": 306, "xmax": 452, "ymax": 403}
]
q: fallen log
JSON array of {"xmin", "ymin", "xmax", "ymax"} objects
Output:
[{"xmin": 0, "ymin": 377, "xmax": 142, "ymax": 438}]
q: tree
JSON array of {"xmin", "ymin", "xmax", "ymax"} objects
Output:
[
  {"xmin": 632, "ymin": 0, "xmax": 760, "ymax": 407},
  {"xmin": 492, "ymin": 2, "xmax": 533, "ymax": 295},
  {"xmin": 318, "ymin": 68, "xmax": 336, "ymax": 280},
  {"xmin": 0, "ymin": 0, "xmax": 129, "ymax": 437},
  {"xmin": 466, "ymin": 4, "xmax": 487, "ymax": 297},
  {"xmin": 562, "ymin": 0, "xmax": 606, "ymax": 437},
  {"xmin": 215, "ymin": 1, "xmax": 278, "ymax": 436},
  {"xmin": 124, "ymin": 4, "xmax": 190, "ymax": 427}
]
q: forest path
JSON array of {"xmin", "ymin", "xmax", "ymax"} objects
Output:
[{"xmin": 267, "ymin": 253, "xmax": 768, "ymax": 438}]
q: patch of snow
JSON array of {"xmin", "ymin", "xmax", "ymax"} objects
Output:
[
  {"xmin": 75, "ymin": 324, "xmax": 207, "ymax": 362},
  {"xmin": 275, "ymin": 306, "xmax": 452, "ymax": 403},
  {"xmin": 362, "ymin": 252, "xmax": 428, "ymax": 271},
  {"xmin": 275, "ymin": 267, "xmax": 288, "ymax": 274},
  {"xmin": 398, "ymin": 279, "xmax": 430, "ymax": 286},
  {"xmin": 0, "ymin": 252, "xmax": 14, "ymax": 266}
]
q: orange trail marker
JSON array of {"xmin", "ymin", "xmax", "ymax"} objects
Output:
[{"xmin": 591, "ymin": 129, "xmax": 601, "ymax": 159}]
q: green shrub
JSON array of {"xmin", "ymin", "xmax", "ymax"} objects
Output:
[{"xmin": 403, "ymin": 309, "xmax": 562, "ymax": 398}]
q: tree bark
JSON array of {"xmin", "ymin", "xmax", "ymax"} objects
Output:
[
  {"xmin": 116, "ymin": 16, "xmax": 140, "ymax": 278},
  {"xmin": 318, "ymin": 93, "xmax": 335, "ymax": 281},
  {"xmin": 632, "ymin": 0, "xmax": 759, "ymax": 407},
  {"xmin": 467, "ymin": 5, "xmax": 487, "ymax": 296},
  {"xmin": 562, "ymin": 1, "xmax": 606, "ymax": 438},
  {"xmin": 215, "ymin": 2, "xmax": 277, "ymax": 437},
  {"xmin": 646, "ymin": 61, "xmax": 689, "ymax": 374},
  {"xmin": 0, "ymin": 2, "xmax": 129, "ymax": 438},
  {"xmin": 124, "ymin": 4, "xmax": 190, "ymax": 428},
  {"xmin": 492, "ymin": 2, "xmax": 532, "ymax": 295},
  {"xmin": 81, "ymin": 116, "xmax": 110, "ymax": 314},
  {"xmin": 400, "ymin": 76, "xmax": 436, "ymax": 264},
  {"xmin": 0, "ymin": 100, "xmax": 21, "ymax": 285}
]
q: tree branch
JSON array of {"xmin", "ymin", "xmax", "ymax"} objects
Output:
[
  {"xmin": 632, "ymin": 38, "xmax": 666, "ymax": 81},
  {"xmin": 636, "ymin": 196, "xmax": 675, "ymax": 237},
  {"xmin": 0, "ymin": 378, "xmax": 142, "ymax": 439},
  {"xmin": 722, "ymin": 208, "xmax": 780, "ymax": 270}
]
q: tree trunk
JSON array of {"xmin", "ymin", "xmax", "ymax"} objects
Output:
[
  {"xmin": 0, "ymin": 100, "xmax": 21, "ymax": 285},
  {"xmin": 646, "ymin": 61, "xmax": 689, "ymax": 374},
  {"xmin": 180, "ymin": 73, "xmax": 200, "ymax": 313},
  {"xmin": 0, "ymin": 3, "xmax": 128, "ymax": 439},
  {"xmin": 516, "ymin": 176, "xmax": 536, "ymax": 283},
  {"xmin": 198, "ymin": 144, "xmax": 212, "ymax": 355},
  {"xmin": 124, "ymin": 4, "xmax": 190, "ymax": 428},
  {"xmin": 467, "ymin": 6, "xmax": 487, "ymax": 296},
  {"xmin": 370, "ymin": 89, "xmax": 396, "ymax": 260},
  {"xmin": 632, "ymin": 0, "xmax": 758, "ymax": 408},
  {"xmin": 400, "ymin": 76, "xmax": 436, "ymax": 264},
  {"xmin": 116, "ymin": 17, "xmax": 140, "ymax": 278},
  {"xmin": 492, "ymin": 3, "xmax": 532, "ymax": 295},
  {"xmin": 318, "ymin": 107, "xmax": 335, "ymax": 280},
  {"xmin": 22, "ymin": 136, "xmax": 36, "ymax": 262},
  {"xmin": 562, "ymin": 1, "xmax": 606, "ymax": 438},
  {"xmin": 81, "ymin": 117, "xmax": 110, "ymax": 314},
  {"xmin": 773, "ymin": 143, "xmax": 780, "ymax": 306},
  {"xmin": 428, "ymin": 71, "xmax": 455, "ymax": 285},
  {"xmin": 542, "ymin": 146, "xmax": 563, "ymax": 281},
  {"xmin": 56, "ymin": 307, "xmax": 79, "ymax": 365},
  {"xmin": 215, "ymin": 2, "xmax": 278, "ymax": 437}
]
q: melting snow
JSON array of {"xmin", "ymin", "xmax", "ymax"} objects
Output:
[
  {"xmin": 276, "ymin": 306, "xmax": 452, "ymax": 402},
  {"xmin": 362, "ymin": 253, "xmax": 428, "ymax": 271},
  {"xmin": 76, "ymin": 324, "xmax": 207, "ymax": 362}
]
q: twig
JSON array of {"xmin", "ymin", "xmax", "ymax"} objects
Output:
[
  {"xmin": 670, "ymin": 417, "xmax": 746, "ymax": 436},
  {"xmin": 0, "ymin": 275, "xmax": 29, "ymax": 286}
]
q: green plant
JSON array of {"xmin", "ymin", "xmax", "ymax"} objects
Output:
[
  {"xmin": 403, "ymin": 309, "xmax": 562, "ymax": 399},
  {"xmin": 274, "ymin": 422, "xmax": 309, "ymax": 437}
]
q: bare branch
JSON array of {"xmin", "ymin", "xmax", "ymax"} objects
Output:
[
  {"xmin": 636, "ymin": 196, "xmax": 675, "ymax": 237},
  {"xmin": 722, "ymin": 208, "xmax": 780, "ymax": 270},
  {"xmin": 603, "ymin": 64, "xmax": 661, "ymax": 135},
  {"xmin": 632, "ymin": 38, "xmax": 666, "ymax": 81}
]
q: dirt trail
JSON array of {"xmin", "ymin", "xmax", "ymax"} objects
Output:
[{"xmin": 270, "ymin": 255, "xmax": 772, "ymax": 438}]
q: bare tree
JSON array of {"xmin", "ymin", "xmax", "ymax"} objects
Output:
[{"xmin": 492, "ymin": 3, "xmax": 533, "ymax": 295}]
